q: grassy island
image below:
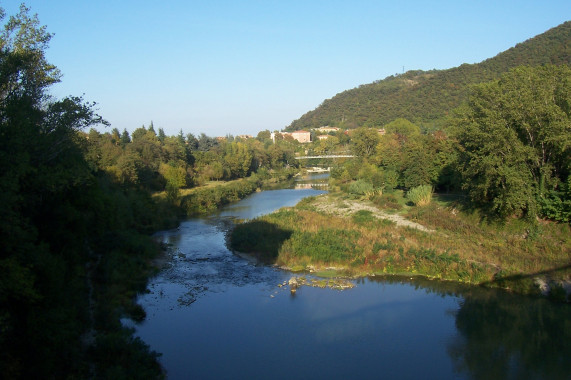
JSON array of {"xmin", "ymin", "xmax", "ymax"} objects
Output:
[{"xmin": 230, "ymin": 191, "xmax": 571, "ymax": 300}]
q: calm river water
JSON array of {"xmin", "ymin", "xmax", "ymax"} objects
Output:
[{"xmin": 130, "ymin": 176, "xmax": 570, "ymax": 380}]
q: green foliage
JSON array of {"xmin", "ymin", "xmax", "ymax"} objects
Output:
[
  {"xmin": 348, "ymin": 179, "xmax": 374, "ymax": 196},
  {"xmin": 352, "ymin": 210, "xmax": 377, "ymax": 225},
  {"xmin": 223, "ymin": 141, "xmax": 252, "ymax": 179},
  {"xmin": 407, "ymin": 185, "xmax": 433, "ymax": 206},
  {"xmin": 455, "ymin": 65, "xmax": 571, "ymax": 219},
  {"xmin": 401, "ymin": 139, "xmax": 438, "ymax": 188},
  {"xmin": 539, "ymin": 175, "xmax": 571, "ymax": 222},
  {"xmin": 182, "ymin": 176, "xmax": 262, "ymax": 215},
  {"xmin": 384, "ymin": 118, "xmax": 421, "ymax": 136},
  {"xmin": 350, "ymin": 127, "xmax": 381, "ymax": 158},
  {"xmin": 285, "ymin": 228, "xmax": 362, "ymax": 263},
  {"xmin": 0, "ymin": 7, "xmax": 165, "ymax": 377}
]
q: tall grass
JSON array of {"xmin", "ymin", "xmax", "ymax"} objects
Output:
[{"xmin": 407, "ymin": 185, "xmax": 433, "ymax": 206}]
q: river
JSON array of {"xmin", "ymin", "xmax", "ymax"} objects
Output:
[{"xmin": 129, "ymin": 176, "xmax": 570, "ymax": 380}]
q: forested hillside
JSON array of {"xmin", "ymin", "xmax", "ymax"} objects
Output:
[{"xmin": 288, "ymin": 21, "xmax": 571, "ymax": 131}]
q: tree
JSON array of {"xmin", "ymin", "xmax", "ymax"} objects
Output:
[
  {"xmin": 455, "ymin": 65, "xmax": 571, "ymax": 218},
  {"xmin": 120, "ymin": 128, "xmax": 131, "ymax": 145},
  {"xmin": 257, "ymin": 129, "xmax": 271, "ymax": 142},
  {"xmin": 223, "ymin": 142, "xmax": 252, "ymax": 179},
  {"xmin": 383, "ymin": 118, "xmax": 421, "ymax": 137},
  {"xmin": 159, "ymin": 162, "xmax": 187, "ymax": 202},
  {"xmin": 186, "ymin": 132, "xmax": 198, "ymax": 150},
  {"xmin": 315, "ymin": 136, "xmax": 340, "ymax": 155},
  {"xmin": 197, "ymin": 132, "xmax": 218, "ymax": 151},
  {"xmin": 0, "ymin": 4, "xmax": 60, "ymax": 100},
  {"xmin": 0, "ymin": 6, "xmax": 109, "ymax": 376},
  {"xmin": 402, "ymin": 138, "xmax": 438, "ymax": 188},
  {"xmin": 158, "ymin": 127, "xmax": 166, "ymax": 143},
  {"xmin": 111, "ymin": 127, "xmax": 121, "ymax": 144},
  {"xmin": 147, "ymin": 120, "xmax": 155, "ymax": 135},
  {"xmin": 350, "ymin": 127, "xmax": 380, "ymax": 158}
]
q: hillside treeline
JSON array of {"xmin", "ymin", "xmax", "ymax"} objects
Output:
[{"xmin": 288, "ymin": 21, "xmax": 571, "ymax": 131}]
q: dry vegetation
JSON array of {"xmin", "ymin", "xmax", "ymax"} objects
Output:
[{"xmin": 231, "ymin": 193, "xmax": 571, "ymax": 296}]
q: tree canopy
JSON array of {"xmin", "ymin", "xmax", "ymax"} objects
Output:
[{"xmin": 454, "ymin": 65, "xmax": 571, "ymax": 218}]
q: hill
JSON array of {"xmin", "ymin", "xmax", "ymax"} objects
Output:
[{"xmin": 287, "ymin": 21, "xmax": 571, "ymax": 131}]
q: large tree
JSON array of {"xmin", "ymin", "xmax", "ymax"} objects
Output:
[
  {"xmin": 350, "ymin": 127, "xmax": 381, "ymax": 158},
  {"xmin": 455, "ymin": 65, "xmax": 571, "ymax": 218},
  {"xmin": 0, "ymin": 6, "xmax": 112, "ymax": 377}
]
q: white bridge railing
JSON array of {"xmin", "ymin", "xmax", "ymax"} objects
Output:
[
  {"xmin": 295, "ymin": 155, "xmax": 354, "ymax": 159},
  {"xmin": 295, "ymin": 183, "xmax": 329, "ymax": 189}
]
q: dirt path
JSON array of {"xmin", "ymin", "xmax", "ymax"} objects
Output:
[{"xmin": 311, "ymin": 195, "xmax": 434, "ymax": 233}]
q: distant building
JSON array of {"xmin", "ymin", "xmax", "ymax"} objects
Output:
[
  {"xmin": 237, "ymin": 134, "xmax": 253, "ymax": 140},
  {"xmin": 291, "ymin": 130, "xmax": 311, "ymax": 143},
  {"xmin": 270, "ymin": 130, "xmax": 311, "ymax": 143},
  {"xmin": 317, "ymin": 135, "xmax": 330, "ymax": 140}
]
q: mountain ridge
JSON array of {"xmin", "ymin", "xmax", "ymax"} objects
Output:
[{"xmin": 287, "ymin": 21, "xmax": 571, "ymax": 131}]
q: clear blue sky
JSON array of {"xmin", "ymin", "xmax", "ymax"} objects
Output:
[{"xmin": 2, "ymin": 1, "xmax": 570, "ymax": 137}]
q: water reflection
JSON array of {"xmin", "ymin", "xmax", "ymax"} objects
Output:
[
  {"xmin": 449, "ymin": 288, "xmax": 570, "ymax": 379},
  {"xmin": 371, "ymin": 277, "xmax": 571, "ymax": 380},
  {"xmin": 294, "ymin": 182, "xmax": 329, "ymax": 190},
  {"xmin": 294, "ymin": 172, "xmax": 329, "ymax": 190}
]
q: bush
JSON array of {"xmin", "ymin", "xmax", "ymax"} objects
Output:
[
  {"xmin": 285, "ymin": 228, "xmax": 361, "ymax": 262},
  {"xmin": 348, "ymin": 180, "xmax": 374, "ymax": 196},
  {"xmin": 539, "ymin": 176, "xmax": 571, "ymax": 222},
  {"xmin": 352, "ymin": 210, "xmax": 376, "ymax": 224},
  {"xmin": 407, "ymin": 185, "xmax": 433, "ymax": 206}
]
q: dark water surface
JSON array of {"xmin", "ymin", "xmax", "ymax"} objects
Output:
[{"xmin": 131, "ymin": 182, "xmax": 570, "ymax": 380}]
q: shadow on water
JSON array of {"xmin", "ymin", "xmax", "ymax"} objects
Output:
[
  {"xmin": 479, "ymin": 263, "xmax": 571, "ymax": 301},
  {"xmin": 369, "ymin": 276, "xmax": 571, "ymax": 380},
  {"xmin": 229, "ymin": 220, "xmax": 292, "ymax": 263}
]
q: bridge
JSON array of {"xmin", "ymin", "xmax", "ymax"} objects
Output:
[
  {"xmin": 294, "ymin": 154, "xmax": 354, "ymax": 160},
  {"xmin": 295, "ymin": 183, "xmax": 329, "ymax": 189}
]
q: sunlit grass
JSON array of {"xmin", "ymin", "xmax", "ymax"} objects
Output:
[{"xmin": 230, "ymin": 191, "xmax": 571, "ymax": 295}]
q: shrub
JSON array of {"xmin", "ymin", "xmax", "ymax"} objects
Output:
[
  {"xmin": 285, "ymin": 228, "xmax": 361, "ymax": 262},
  {"xmin": 348, "ymin": 180, "xmax": 374, "ymax": 196},
  {"xmin": 352, "ymin": 210, "xmax": 376, "ymax": 224},
  {"xmin": 407, "ymin": 185, "xmax": 433, "ymax": 206}
]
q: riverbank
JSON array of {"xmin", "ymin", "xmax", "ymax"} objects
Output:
[
  {"xmin": 152, "ymin": 169, "xmax": 297, "ymax": 217},
  {"xmin": 230, "ymin": 192, "xmax": 571, "ymax": 301}
]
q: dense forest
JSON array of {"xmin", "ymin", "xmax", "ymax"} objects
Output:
[{"xmin": 287, "ymin": 21, "xmax": 571, "ymax": 131}]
